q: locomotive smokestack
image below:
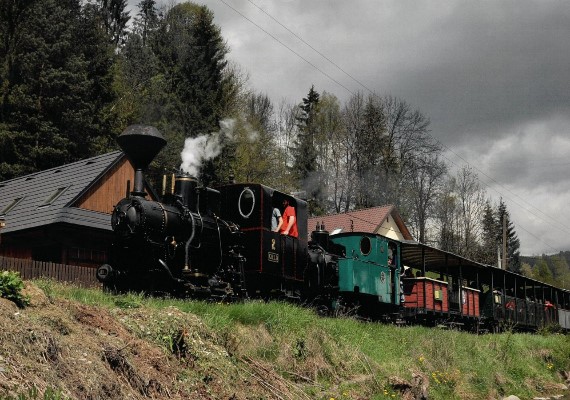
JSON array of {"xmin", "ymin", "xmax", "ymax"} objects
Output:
[{"xmin": 117, "ymin": 125, "xmax": 166, "ymax": 197}]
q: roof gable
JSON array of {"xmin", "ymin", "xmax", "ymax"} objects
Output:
[
  {"xmin": 308, "ymin": 205, "xmax": 413, "ymax": 241},
  {"xmin": 0, "ymin": 151, "xmax": 124, "ymax": 233}
]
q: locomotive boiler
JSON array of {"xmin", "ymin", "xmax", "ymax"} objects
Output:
[{"xmin": 96, "ymin": 125, "xmax": 246, "ymax": 297}]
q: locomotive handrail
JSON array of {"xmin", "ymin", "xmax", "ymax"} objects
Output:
[{"xmin": 183, "ymin": 208, "xmax": 196, "ymax": 270}]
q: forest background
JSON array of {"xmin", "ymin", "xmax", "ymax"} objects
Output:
[{"xmin": 0, "ymin": 0, "xmax": 568, "ymax": 288}]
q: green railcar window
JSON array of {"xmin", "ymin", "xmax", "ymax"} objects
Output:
[{"xmin": 360, "ymin": 236, "xmax": 371, "ymax": 255}]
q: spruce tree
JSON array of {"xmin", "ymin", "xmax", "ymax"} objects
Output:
[
  {"xmin": 92, "ymin": 0, "xmax": 130, "ymax": 48},
  {"xmin": 497, "ymin": 199, "xmax": 521, "ymax": 272},
  {"xmin": 292, "ymin": 85, "xmax": 323, "ymax": 215},
  {"xmin": 113, "ymin": 0, "xmax": 159, "ymax": 128},
  {"xmin": 355, "ymin": 94, "xmax": 386, "ymax": 208},
  {"xmin": 0, "ymin": 0, "xmax": 117, "ymax": 180},
  {"xmin": 148, "ymin": 3, "xmax": 230, "ymax": 185},
  {"xmin": 134, "ymin": 0, "xmax": 158, "ymax": 47},
  {"xmin": 480, "ymin": 200, "xmax": 499, "ymax": 266}
]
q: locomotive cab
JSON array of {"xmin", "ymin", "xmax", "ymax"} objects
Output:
[{"xmin": 218, "ymin": 183, "xmax": 308, "ymax": 297}]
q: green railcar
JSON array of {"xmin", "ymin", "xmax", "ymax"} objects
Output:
[{"xmin": 329, "ymin": 233, "xmax": 402, "ymax": 315}]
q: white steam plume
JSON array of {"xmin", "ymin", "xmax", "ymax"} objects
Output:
[{"xmin": 180, "ymin": 119, "xmax": 235, "ymax": 176}]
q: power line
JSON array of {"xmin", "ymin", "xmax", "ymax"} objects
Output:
[
  {"xmin": 437, "ymin": 139, "xmax": 570, "ymax": 236},
  {"xmin": 434, "ymin": 144, "xmax": 566, "ymax": 254},
  {"xmin": 245, "ymin": 0, "xmax": 373, "ymax": 95},
  {"xmin": 219, "ymin": 0, "xmax": 355, "ymax": 96},
  {"xmin": 487, "ymin": 159, "xmax": 570, "ymax": 168},
  {"xmin": 220, "ymin": 0, "xmax": 568, "ymax": 253}
]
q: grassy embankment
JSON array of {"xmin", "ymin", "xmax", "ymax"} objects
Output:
[{"xmin": 22, "ymin": 280, "xmax": 570, "ymax": 399}]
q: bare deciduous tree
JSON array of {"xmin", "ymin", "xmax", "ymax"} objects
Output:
[
  {"xmin": 456, "ymin": 166, "xmax": 487, "ymax": 258},
  {"xmin": 403, "ymin": 154, "xmax": 447, "ymax": 244}
]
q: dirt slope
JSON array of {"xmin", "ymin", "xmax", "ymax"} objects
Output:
[{"xmin": 0, "ymin": 283, "xmax": 305, "ymax": 400}]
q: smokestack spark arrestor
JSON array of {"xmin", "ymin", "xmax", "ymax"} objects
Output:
[{"xmin": 117, "ymin": 125, "xmax": 166, "ymax": 197}]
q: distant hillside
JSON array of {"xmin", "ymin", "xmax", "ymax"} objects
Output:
[
  {"xmin": 520, "ymin": 252, "xmax": 570, "ymax": 289},
  {"xmin": 0, "ymin": 280, "xmax": 568, "ymax": 400},
  {"xmin": 521, "ymin": 251, "xmax": 570, "ymax": 266}
]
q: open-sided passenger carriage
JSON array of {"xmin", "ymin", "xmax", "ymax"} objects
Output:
[{"xmin": 399, "ymin": 240, "xmax": 570, "ymax": 332}]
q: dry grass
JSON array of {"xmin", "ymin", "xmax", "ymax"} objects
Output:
[{"xmin": 1, "ymin": 280, "xmax": 569, "ymax": 400}]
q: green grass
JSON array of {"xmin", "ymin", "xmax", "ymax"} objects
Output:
[{"xmin": 33, "ymin": 279, "xmax": 570, "ymax": 399}]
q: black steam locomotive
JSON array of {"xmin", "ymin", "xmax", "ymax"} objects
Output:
[
  {"xmin": 96, "ymin": 125, "xmax": 337, "ymax": 302},
  {"xmin": 97, "ymin": 125, "xmax": 570, "ymax": 332}
]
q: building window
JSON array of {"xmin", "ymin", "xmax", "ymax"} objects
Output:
[
  {"xmin": 1, "ymin": 197, "xmax": 24, "ymax": 215},
  {"xmin": 68, "ymin": 247, "xmax": 107, "ymax": 264},
  {"xmin": 32, "ymin": 244, "xmax": 62, "ymax": 263}
]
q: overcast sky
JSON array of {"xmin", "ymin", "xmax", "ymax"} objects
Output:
[{"xmin": 128, "ymin": 0, "xmax": 570, "ymax": 256}]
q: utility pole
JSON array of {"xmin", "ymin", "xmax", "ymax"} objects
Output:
[
  {"xmin": 497, "ymin": 244, "xmax": 502, "ymax": 269},
  {"xmin": 502, "ymin": 213, "xmax": 507, "ymax": 270}
]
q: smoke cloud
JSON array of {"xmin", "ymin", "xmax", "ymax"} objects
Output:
[{"xmin": 180, "ymin": 119, "xmax": 236, "ymax": 176}]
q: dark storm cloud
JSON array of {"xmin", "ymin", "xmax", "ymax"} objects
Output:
[
  {"xmin": 126, "ymin": 0, "xmax": 570, "ymax": 254},
  {"xmin": 387, "ymin": 2, "xmax": 570, "ymax": 146},
  {"xmin": 210, "ymin": 1, "xmax": 570, "ymax": 147}
]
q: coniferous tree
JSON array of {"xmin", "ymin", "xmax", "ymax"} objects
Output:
[
  {"xmin": 148, "ymin": 3, "xmax": 231, "ymax": 185},
  {"xmin": 480, "ymin": 200, "xmax": 499, "ymax": 265},
  {"xmin": 0, "ymin": 0, "xmax": 38, "ymax": 179},
  {"xmin": 134, "ymin": 0, "xmax": 158, "ymax": 47},
  {"xmin": 80, "ymin": 2, "xmax": 122, "ymax": 153},
  {"xmin": 292, "ymin": 85, "xmax": 323, "ymax": 215},
  {"xmin": 355, "ymin": 94, "xmax": 386, "ymax": 208},
  {"xmin": 0, "ymin": 0, "xmax": 117, "ymax": 180},
  {"xmin": 497, "ymin": 199, "xmax": 521, "ymax": 272},
  {"xmin": 92, "ymin": 0, "xmax": 131, "ymax": 48},
  {"xmin": 113, "ymin": 0, "xmax": 160, "ymax": 128}
]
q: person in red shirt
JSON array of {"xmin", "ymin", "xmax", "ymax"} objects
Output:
[{"xmin": 279, "ymin": 199, "xmax": 298, "ymax": 238}]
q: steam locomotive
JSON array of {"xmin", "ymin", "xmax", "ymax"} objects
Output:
[
  {"xmin": 97, "ymin": 125, "xmax": 570, "ymax": 332},
  {"xmin": 96, "ymin": 125, "xmax": 337, "ymax": 302}
]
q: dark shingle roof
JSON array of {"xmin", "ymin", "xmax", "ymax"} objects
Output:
[{"xmin": 0, "ymin": 151, "xmax": 123, "ymax": 234}]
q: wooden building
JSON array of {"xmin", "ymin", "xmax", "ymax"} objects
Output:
[
  {"xmin": 0, "ymin": 151, "xmax": 155, "ymax": 268},
  {"xmin": 307, "ymin": 205, "xmax": 413, "ymax": 241}
]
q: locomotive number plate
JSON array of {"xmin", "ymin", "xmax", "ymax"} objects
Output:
[{"xmin": 268, "ymin": 252, "xmax": 279, "ymax": 263}]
